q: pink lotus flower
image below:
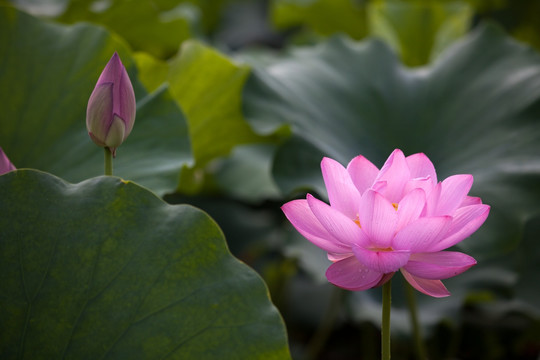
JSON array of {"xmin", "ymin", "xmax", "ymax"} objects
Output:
[
  {"xmin": 282, "ymin": 149, "xmax": 490, "ymax": 297},
  {"xmin": 86, "ymin": 52, "xmax": 136, "ymax": 157},
  {"xmin": 0, "ymin": 147, "xmax": 16, "ymax": 175}
]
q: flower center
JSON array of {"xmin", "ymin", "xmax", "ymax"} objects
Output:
[
  {"xmin": 369, "ymin": 246, "xmax": 394, "ymax": 252},
  {"xmin": 392, "ymin": 202, "xmax": 398, "ymax": 211}
]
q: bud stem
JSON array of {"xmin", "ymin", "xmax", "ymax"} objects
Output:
[
  {"xmin": 382, "ymin": 279, "xmax": 392, "ymax": 360},
  {"xmin": 104, "ymin": 147, "xmax": 113, "ymax": 176}
]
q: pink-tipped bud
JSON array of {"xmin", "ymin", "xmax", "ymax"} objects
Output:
[
  {"xmin": 86, "ymin": 52, "xmax": 136, "ymax": 157},
  {"xmin": 0, "ymin": 147, "xmax": 16, "ymax": 175}
]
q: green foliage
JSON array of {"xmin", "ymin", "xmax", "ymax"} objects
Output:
[
  {"xmin": 0, "ymin": 170, "xmax": 290, "ymax": 359},
  {"xmin": 271, "ymin": 0, "xmax": 367, "ymax": 40}
]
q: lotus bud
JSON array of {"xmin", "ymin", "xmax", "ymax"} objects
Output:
[
  {"xmin": 86, "ymin": 52, "xmax": 136, "ymax": 157},
  {"xmin": 0, "ymin": 147, "xmax": 16, "ymax": 175}
]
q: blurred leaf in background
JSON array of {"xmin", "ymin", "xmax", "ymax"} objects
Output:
[
  {"xmin": 471, "ymin": 0, "xmax": 540, "ymax": 52},
  {"xmin": 2, "ymin": 0, "xmax": 69, "ymax": 16},
  {"xmin": 270, "ymin": 0, "xmax": 540, "ymax": 67},
  {"xmin": 169, "ymin": 41, "xmax": 264, "ymax": 168},
  {"xmin": 2, "ymin": 0, "xmax": 199, "ymax": 59},
  {"xmin": 2, "ymin": 0, "xmax": 280, "ymax": 57},
  {"xmin": 368, "ymin": 0, "xmax": 473, "ymax": 66},
  {"xmin": 271, "ymin": 0, "xmax": 367, "ymax": 41},
  {"xmin": 132, "ymin": 52, "xmax": 170, "ymax": 93},
  {"xmin": 270, "ymin": 0, "xmax": 472, "ymax": 66},
  {"xmin": 57, "ymin": 0, "xmax": 197, "ymax": 59},
  {"xmin": 167, "ymin": 41, "xmax": 282, "ymax": 198}
]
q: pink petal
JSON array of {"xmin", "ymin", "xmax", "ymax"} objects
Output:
[
  {"xmin": 104, "ymin": 115, "xmax": 126, "ymax": 149},
  {"xmin": 461, "ymin": 196, "xmax": 482, "ymax": 207},
  {"xmin": 328, "ymin": 252, "xmax": 354, "ymax": 262},
  {"xmin": 375, "ymin": 272, "xmax": 395, "ymax": 287},
  {"xmin": 403, "ymin": 177, "xmax": 435, "ymax": 200},
  {"xmin": 427, "ymin": 204, "xmax": 490, "ymax": 252},
  {"xmin": 373, "ymin": 149, "xmax": 411, "ymax": 203},
  {"xmin": 87, "ymin": 82, "xmax": 114, "ymax": 143},
  {"xmin": 358, "ymin": 190, "xmax": 398, "ymax": 248},
  {"xmin": 96, "ymin": 52, "xmax": 121, "ymax": 85},
  {"xmin": 116, "ymin": 61, "xmax": 136, "ymax": 136},
  {"xmin": 403, "ymin": 251, "xmax": 476, "ymax": 280},
  {"xmin": 372, "ymin": 180, "xmax": 387, "ymax": 193},
  {"xmin": 424, "ymin": 182, "xmax": 442, "ymax": 216},
  {"xmin": 432, "ymin": 174, "xmax": 474, "ymax": 216},
  {"xmin": 308, "ymin": 194, "xmax": 370, "ymax": 247},
  {"xmin": 396, "ymin": 188, "xmax": 426, "ymax": 231},
  {"xmin": 0, "ymin": 147, "xmax": 16, "ymax": 175},
  {"xmin": 353, "ymin": 246, "xmax": 410, "ymax": 273},
  {"xmin": 326, "ymin": 256, "xmax": 383, "ymax": 291},
  {"xmin": 393, "ymin": 216, "xmax": 452, "ymax": 252},
  {"xmin": 405, "ymin": 152, "xmax": 437, "ymax": 183},
  {"xmin": 321, "ymin": 157, "xmax": 361, "ymax": 219},
  {"xmin": 282, "ymin": 199, "xmax": 350, "ymax": 253},
  {"xmin": 347, "ymin": 155, "xmax": 379, "ymax": 194},
  {"xmin": 401, "ymin": 269, "xmax": 450, "ymax": 297},
  {"xmin": 99, "ymin": 53, "xmax": 135, "ymax": 134}
]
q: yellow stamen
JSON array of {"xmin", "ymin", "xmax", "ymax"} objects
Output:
[
  {"xmin": 392, "ymin": 203, "xmax": 398, "ymax": 211},
  {"xmin": 353, "ymin": 215, "xmax": 361, "ymax": 228}
]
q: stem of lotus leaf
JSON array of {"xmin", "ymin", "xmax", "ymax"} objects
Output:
[
  {"xmin": 306, "ymin": 287, "xmax": 343, "ymax": 360},
  {"xmin": 104, "ymin": 147, "xmax": 113, "ymax": 176},
  {"xmin": 382, "ymin": 279, "xmax": 392, "ymax": 360},
  {"xmin": 405, "ymin": 282, "xmax": 427, "ymax": 360}
]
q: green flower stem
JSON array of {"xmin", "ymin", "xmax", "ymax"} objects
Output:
[
  {"xmin": 104, "ymin": 147, "xmax": 113, "ymax": 176},
  {"xmin": 405, "ymin": 282, "xmax": 427, "ymax": 360},
  {"xmin": 382, "ymin": 279, "xmax": 392, "ymax": 360}
]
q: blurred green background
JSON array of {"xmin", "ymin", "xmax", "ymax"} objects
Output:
[{"xmin": 1, "ymin": 0, "xmax": 540, "ymax": 359}]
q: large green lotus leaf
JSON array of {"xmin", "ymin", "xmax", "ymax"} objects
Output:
[
  {"xmin": 368, "ymin": 0, "xmax": 473, "ymax": 66},
  {"xmin": 0, "ymin": 170, "xmax": 291, "ymax": 359},
  {"xmin": 243, "ymin": 24, "xmax": 540, "ymax": 312},
  {"xmin": 0, "ymin": 6, "xmax": 192, "ymax": 195}
]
